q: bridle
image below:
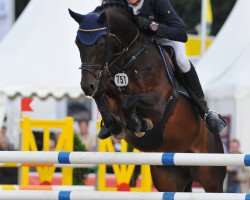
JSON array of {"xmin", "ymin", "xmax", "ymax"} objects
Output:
[
  {"xmin": 78, "ymin": 26, "xmax": 140, "ymax": 80},
  {"xmin": 77, "ymin": 8, "xmax": 149, "ymax": 97},
  {"xmin": 79, "ymin": 26, "xmax": 149, "ymax": 97}
]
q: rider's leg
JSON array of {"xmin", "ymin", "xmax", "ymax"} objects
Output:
[
  {"xmin": 161, "ymin": 40, "xmax": 227, "ymax": 134},
  {"xmin": 182, "ymin": 63, "xmax": 227, "ymax": 133}
]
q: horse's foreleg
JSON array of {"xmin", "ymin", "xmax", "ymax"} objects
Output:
[
  {"xmin": 194, "ymin": 166, "xmax": 225, "ymax": 193},
  {"xmin": 131, "ymin": 91, "xmax": 166, "ymax": 127},
  {"xmin": 94, "ymin": 94, "xmax": 122, "ymax": 135},
  {"xmin": 121, "ymin": 91, "xmax": 165, "ymax": 132},
  {"xmin": 151, "ymin": 166, "xmax": 191, "ymax": 192},
  {"xmin": 121, "ymin": 95, "xmax": 142, "ymax": 132}
]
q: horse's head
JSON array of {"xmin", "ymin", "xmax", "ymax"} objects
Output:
[{"xmin": 69, "ymin": 2, "xmax": 138, "ymax": 96}]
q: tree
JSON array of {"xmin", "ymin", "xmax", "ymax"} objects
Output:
[
  {"xmin": 16, "ymin": 0, "xmax": 236, "ymax": 35},
  {"xmin": 15, "ymin": 0, "xmax": 30, "ymax": 20},
  {"xmin": 171, "ymin": 0, "xmax": 236, "ymax": 35},
  {"xmin": 210, "ymin": 0, "xmax": 236, "ymax": 35}
]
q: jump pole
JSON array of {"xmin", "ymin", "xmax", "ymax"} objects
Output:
[
  {"xmin": 0, "ymin": 191, "xmax": 249, "ymax": 200},
  {"xmin": 0, "ymin": 163, "xmax": 95, "ymax": 168},
  {"xmin": 0, "ymin": 151, "xmax": 249, "ymax": 166},
  {"xmin": 0, "ymin": 185, "xmax": 94, "ymax": 191}
]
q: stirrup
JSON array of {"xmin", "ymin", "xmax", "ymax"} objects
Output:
[{"xmin": 204, "ymin": 111, "xmax": 227, "ymax": 134}]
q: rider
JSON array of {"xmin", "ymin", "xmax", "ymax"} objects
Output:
[{"xmin": 98, "ymin": 0, "xmax": 226, "ymax": 139}]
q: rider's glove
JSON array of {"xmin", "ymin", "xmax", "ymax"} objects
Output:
[{"xmin": 136, "ymin": 16, "xmax": 153, "ymax": 30}]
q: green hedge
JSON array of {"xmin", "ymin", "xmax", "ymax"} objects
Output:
[{"xmin": 73, "ymin": 134, "xmax": 90, "ymax": 185}]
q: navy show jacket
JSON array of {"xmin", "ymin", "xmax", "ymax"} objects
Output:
[{"xmin": 137, "ymin": 0, "xmax": 188, "ymax": 42}]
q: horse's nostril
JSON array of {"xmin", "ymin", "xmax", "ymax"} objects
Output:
[{"xmin": 89, "ymin": 84, "xmax": 95, "ymax": 91}]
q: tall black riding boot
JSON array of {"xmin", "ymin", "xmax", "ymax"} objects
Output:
[{"xmin": 183, "ymin": 63, "xmax": 227, "ymax": 134}]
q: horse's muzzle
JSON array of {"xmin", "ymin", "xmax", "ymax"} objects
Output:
[{"xmin": 80, "ymin": 82, "xmax": 97, "ymax": 97}]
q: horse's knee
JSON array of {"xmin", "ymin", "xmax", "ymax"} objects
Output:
[
  {"xmin": 94, "ymin": 96, "xmax": 115, "ymax": 126},
  {"xmin": 121, "ymin": 94, "xmax": 138, "ymax": 110}
]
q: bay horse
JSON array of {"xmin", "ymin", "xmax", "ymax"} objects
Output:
[{"xmin": 69, "ymin": 0, "xmax": 226, "ymax": 192}]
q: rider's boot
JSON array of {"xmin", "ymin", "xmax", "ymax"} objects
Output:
[{"xmin": 183, "ymin": 63, "xmax": 227, "ymax": 134}]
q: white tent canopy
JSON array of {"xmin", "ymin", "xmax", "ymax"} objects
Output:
[
  {"xmin": 0, "ymin": 0, "xmax": 100, "ymax": 99},
  {"xmin": 197, "ymin": 0, "xmax": 250, "ymax": 93},
  {"xmin": 0, "ymin": 0, "xmax": 101, "ymax": 132},
  {"xmin": 197, "ymin": 0, "xmax": 250, "ymax": 152}
]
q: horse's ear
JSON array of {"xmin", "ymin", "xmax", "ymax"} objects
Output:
[
  {"xmin": 98, "ymin": 12, "xmax": 107, "ymax": 25},
  {"xmin": 68, "ymin": 9, "xmax": 84, "ymax": 24}
]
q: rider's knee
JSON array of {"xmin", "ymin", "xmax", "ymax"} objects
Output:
[{"xmin": 176, "ymin": 57, "xmax": 191, "ymax": 73}]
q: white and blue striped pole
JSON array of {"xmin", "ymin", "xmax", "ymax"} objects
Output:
[
  {"xmin": 0, "ymin": 151, "xmax": 249, "ymax": 166},
  {"xmin": 0, "ymin": 191, "xmax": 249, "ymax": 200}
]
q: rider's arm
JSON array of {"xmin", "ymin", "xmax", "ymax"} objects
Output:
[{"xmin": 153, "ymin": 0, "xmax": 188, "ymax": 42}]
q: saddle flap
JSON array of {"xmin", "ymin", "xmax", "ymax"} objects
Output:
[{"xmin": 156, "ymin": 44, "xmax": 190, "ymax": 98}]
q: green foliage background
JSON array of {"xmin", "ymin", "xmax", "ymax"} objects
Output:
[
  {"xmin": 16, "ymin": 0, "xmax": 236, "ymax": 36},
  {"xmin": 73, "ymin": 134, "xmax": 90, "ymax": 185},
  {"xmin": 171, "ymin": 0, "xmax": 237, "ymax": 35}
]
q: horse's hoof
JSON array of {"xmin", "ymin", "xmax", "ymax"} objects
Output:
[
  {"xmin": 143, "ymin": 118, "xmax": 153, "ymax": 130},
  {"xmin": 98, "ymin": 127, "xmax": 111, "ymax": 139},
  {"xmin": 135, "ymin": 131, "xmax": 146, "ymax": 137}
]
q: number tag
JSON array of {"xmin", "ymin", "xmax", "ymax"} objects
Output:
[{"xmin": 114, "ymin": 73, "xmax": 129, "ymax": 87}]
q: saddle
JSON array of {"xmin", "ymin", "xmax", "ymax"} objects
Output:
[
  {"xmin": 155, "ymin": 43, "xmax": 190, "ymax": 98},
  {"xmin": 156, "ymin": 43, "xmax": 214, "ymax": 123}
]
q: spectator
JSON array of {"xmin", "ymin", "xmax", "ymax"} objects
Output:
[
  {"xmin": 76, "ymin": 112, "xmax": 96, "ymax": 151},
  {"xmin": 111, "ymin": 137, "xmax": 121, "ymax": 152},
  {"xmin": 226, "ymin": 139, "xmax": 250, "ymax": 193},
  {"xmin": 0, "ymin": 126, "xmax": 18, "ymax": 184},
  {"xmin": 49, "ymin": 138, "xmax": 56, "ymax": 151},
  {"xmin": 0, "ymin": 126, "xmax": 10, "ymax": 150}
]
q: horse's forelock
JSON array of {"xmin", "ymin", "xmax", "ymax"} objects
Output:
[
  {"xmin": 94, "ymin": 0, "xmax": 135, "ymax": 21},
  {"xmin": 93, "ymin": 0, "xmax": 137, "ymax": 46},
  {"xmin": 102, "ymin": 0, "xmax": 128, "ymax": 8}
]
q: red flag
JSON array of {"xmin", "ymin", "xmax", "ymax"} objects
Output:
[{"xmin": 21, "ymin": 98, "xmax": 33, "ymax": 112}]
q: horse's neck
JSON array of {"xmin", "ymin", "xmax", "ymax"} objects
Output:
[{"xmin": 106, "ymin": 8, "xmax": 137, "ymax": 46}]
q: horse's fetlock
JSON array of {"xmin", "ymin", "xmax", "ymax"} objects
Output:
[
  {"xmin": 109, "ymin": 123, "xmax": 123, "ymax": 135},
  {"xmin": 141, "ymin": 118, "xmax": 153, "ymax": 131},
  {"xmin": 103, "ymin": 115, "xmax": 116, "ymax": 126}
]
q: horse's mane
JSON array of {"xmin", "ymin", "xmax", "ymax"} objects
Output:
[{"xmin": 94, "ymin": 0, "xmax": 135, "ymax": 22}]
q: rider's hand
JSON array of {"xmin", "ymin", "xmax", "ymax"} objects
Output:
[{"xmin": 136, "ymin": 16, "xmax": 153, "ymax": 30}]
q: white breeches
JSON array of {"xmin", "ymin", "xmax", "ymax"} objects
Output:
[{"xmin": 158, "ymin": 39, "xmax": 191, "ymax": 73}]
